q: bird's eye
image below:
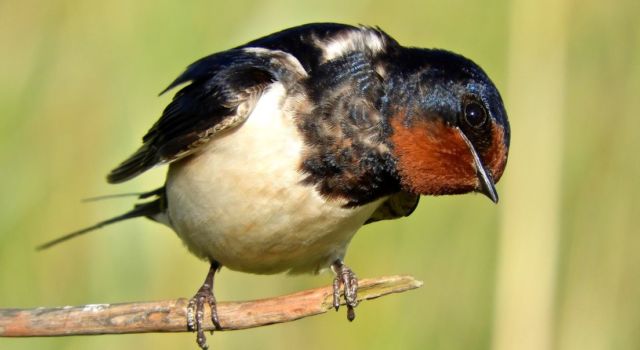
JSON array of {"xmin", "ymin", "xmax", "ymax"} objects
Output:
[{"xmin": 463, "ymin": 101, "xmax": 487, "ymax": 128}]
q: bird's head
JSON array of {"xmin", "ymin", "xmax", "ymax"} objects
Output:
[{"xmin": 387, "ymin": 49, "xmax": 510, "ymax": 203}]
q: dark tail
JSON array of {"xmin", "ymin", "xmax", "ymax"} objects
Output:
[
  {"xmin": 81, "ymin": 187, "xmax": 165, "ymax": 202},
  {"xmin": 37, "ymin": 191, "xmax": 165, "ymax": 251}
]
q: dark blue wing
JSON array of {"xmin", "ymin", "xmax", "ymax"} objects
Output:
[{"xmin": 107, "ymin": 48, "xmax": 304, "ymax": 184}]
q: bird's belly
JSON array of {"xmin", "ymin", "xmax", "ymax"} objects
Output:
[{"xmin": 164, "ymin": 84, "xmax": 381, "ymax": 274}]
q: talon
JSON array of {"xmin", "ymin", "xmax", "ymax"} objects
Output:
[
  {"xmin": 332, "ymin": 275, "xmax": 341, "ymax": 311},
  {"xmin": 209, "ymin": 293, "xmax": 221, "ymax": 329},
  {"xmin": 331, "ymin": 260, "xmax": 359, "ymax": 321},
  {"xmin": 342, "ymin": 268, "xmax": 358, "ymax": 308},
  {"xmin": 347, "ymin": 306, "xmax": 356, "ymax": 322},
  {"xmin": 187, "ymin": 299, "xmax": 196, "ymax": 330},
  {"xmin": 188, "ymin": 262, "xmax": 221, "ymax": 350}
]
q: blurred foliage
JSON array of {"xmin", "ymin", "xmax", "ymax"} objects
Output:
[{"xmin": 0, "ymin": 0, "xmax": 638, "ymax": 349}]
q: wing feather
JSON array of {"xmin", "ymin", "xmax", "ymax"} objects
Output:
[
  {"xmin": 365, "ymin": 192, "xmax": 420, "ymax": 224},
  {"xmin": 107, "ymin": 48, "xmax": 305, "ymax": 184}
]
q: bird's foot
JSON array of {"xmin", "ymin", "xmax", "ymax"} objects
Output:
[
  {"xmin": 331, "ymin": 260, "xmax": 358, "ymax": 321},
  {"xmin": 187, "ymin": 262, "xmax": 221, "ymax": 350}
]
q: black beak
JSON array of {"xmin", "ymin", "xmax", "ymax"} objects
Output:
[
  {"xmin": 474, "ymin": 161, "xmax": 499, "ymax": 203},
  {"xmin": 458, "ymin": 129, "xmax": 499, "ymax": 203}
]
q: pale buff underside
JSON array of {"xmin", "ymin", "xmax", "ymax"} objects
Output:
[{"xmin": 164, "ymin": 83, "xmax": 383, "ymax": 275}]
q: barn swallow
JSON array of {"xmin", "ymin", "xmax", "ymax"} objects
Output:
[{"xmin": 38, "ymin": 23, "xmax": 510, "ymax": 349}]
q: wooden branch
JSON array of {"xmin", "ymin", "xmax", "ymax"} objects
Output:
[{"xmin": 0, "ymin": 275, "xmax": 422, "ymax": 337}]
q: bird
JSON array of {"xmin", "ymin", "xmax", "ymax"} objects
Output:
[{"xmin": 38, "ymin": 23, "xmax": 510, "ymax": 349}]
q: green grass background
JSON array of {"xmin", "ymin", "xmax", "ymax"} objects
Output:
[{"xmin": 0, "ymin": 0, "xmax": 638, "ymax": 349}]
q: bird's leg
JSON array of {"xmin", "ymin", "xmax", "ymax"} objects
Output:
[
  {"xmin": 187, "ymin": 261, "xmax": 222, "ymax": 350},
  {"xmin": 331, "ymin": 259, "xmax": 358, "ymax": 322}
]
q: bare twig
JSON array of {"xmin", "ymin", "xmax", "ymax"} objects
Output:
[{"xmin": 0, "ymin": 275, "xmax": 422, "ymax": 337}]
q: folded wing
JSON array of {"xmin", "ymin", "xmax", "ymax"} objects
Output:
[{"xmin": 107, "ymin": 48, "xmax": 306, "ymax": 184}]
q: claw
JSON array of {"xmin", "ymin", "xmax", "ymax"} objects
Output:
[
  {"xmin": 332, "ymin": 275, "xmax": 341, "ymax": 311},
  {"xmin": 209, "ymin": 294, "xmax": 221, "ymax": 330},
  {"xmin": 331, "ymin": 260, "xmax": 359, "ymax": 321},
  {"xmin": 187, "ymin": 262, "xmax": 221, "ymax": 350}
]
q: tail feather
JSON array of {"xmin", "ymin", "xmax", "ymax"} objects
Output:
[
  {"xmin": 82, "ymin": 188, "xmax": 166, "ymax": 202},
  {"xmin": 37, "ymin": 197, "xmax": 164, "ymax": 251},
  {"xmin": 82, "ymin": 192, "xmax": 146, "ymax": 202}
]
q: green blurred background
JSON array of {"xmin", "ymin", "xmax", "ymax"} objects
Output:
[{"xmin": 1, "ymin": 0, "xmax": 638, "ymax": 349}]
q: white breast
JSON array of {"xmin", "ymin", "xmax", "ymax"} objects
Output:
[{"xmin": 165, "ymin": 83, "xmax": 382, "ymax": 274}]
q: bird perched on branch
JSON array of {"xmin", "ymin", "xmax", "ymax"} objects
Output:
[{"xmin": 39, "ymin": 23, "xmax": 510, "ymax": 349}]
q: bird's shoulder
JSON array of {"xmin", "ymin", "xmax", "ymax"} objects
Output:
[
  {"xmin": 107, "ymin": 23, "xmax": 401, "ymax": 185},
  {"xmin": 107, "ymin": 47, "xmax": 305, "ymax": 183}
]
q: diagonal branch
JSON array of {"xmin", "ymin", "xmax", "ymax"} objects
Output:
[{"xmin": 0, "ymin": 275, "xmax": 422, "ymax": 337}]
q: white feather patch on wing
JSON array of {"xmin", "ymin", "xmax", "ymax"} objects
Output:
[
  {"xmin": 242, "ymin": 47, "xmax": 309, "ymax": 78},
  {"xmin": 316, "ymin": 28, "xmax": 387, "ymax": 62}
]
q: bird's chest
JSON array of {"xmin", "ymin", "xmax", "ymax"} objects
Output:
[{"xmin": 164, "ymin": 87, "xmax": 381, "ymax": 274}]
